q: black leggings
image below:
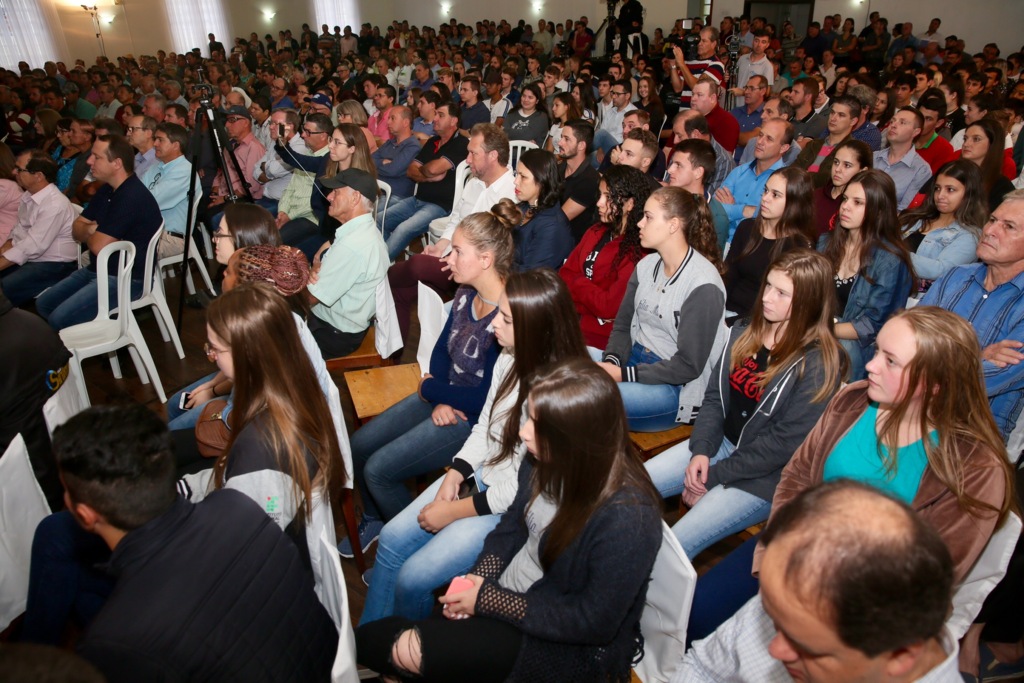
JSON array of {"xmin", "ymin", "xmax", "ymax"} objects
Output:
[{"xmin": 356, "ymin": 614, "xmax": 522, "ymax": 682}]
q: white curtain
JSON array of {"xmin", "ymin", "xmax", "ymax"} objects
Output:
[
  {"xmin": 164, "ymin": 0, "xmax": 230, "ymax": 57},
  {"xmin": 0, "ymin": 0, "xmax": 61, "ymax": 70},
  {"xmin": 312, "ymin": 0, "xmax": 359, "ymax": 34}
]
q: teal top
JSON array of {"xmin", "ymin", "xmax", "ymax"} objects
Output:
[{"xmin": 823, "ymin": 403, "xmax": 933, "ymax": 504}]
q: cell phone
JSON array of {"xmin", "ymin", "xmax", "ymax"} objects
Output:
[
  {"xmin": 278, "ymin": 123, "xmax": 286, "ymax": 136},
  {"xmin": 445, "ymin": 576, "xmax": 474, "ymax": 596},
  {"xmin": 179, "ymin": 392, "xmax": 190, "ymax": 410}
]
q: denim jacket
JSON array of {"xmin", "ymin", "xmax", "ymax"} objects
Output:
[
  {"xmin": 903, "ymin": 219, "xmax": 980, "ymax": 282},
  {"xmin": 817, "ymin": 235, "xmax": 912, "ymax": 349}
]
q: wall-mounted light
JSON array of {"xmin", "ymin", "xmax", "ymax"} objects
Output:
[
  {"xmin": 262, "ymin": 8, "xmax": 277, "ymax": 20},
  {"xmin": 102, "ymin": 14, "xmax": 114, "ymax": 24},
  {"xmin": 440, "ymin": 3, "xmax": 451, "ymax": 16},
  {"xmin": 532, "ymin": 2, "xmax": 542, "ymax": 14}
]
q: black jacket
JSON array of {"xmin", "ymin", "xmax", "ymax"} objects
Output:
[{"xmin": 77, "ymin": 492, "xmax": 337, "ymax": 683}]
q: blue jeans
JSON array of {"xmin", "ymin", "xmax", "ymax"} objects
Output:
[
  {"xmin": 352, "ymin": 393, "xmax": 474, "ymax": 522},
  {"xmin": 619, "ymin": 343, "xmax": 682, "ymax": 432},
  {"xmin": 1, "ymin": 261, "xmax": 77, "ymax": 306},
  {"xmin": 841, "ymin": 338, "xmax": 868, "ymax": 381},
  {"xmin": 646, "ymin": 438, "xmax": 771, "ymax": 559},
  {"xmin": 279, "ymin": 217, "xmax": 324, "ymax": 262},
  {"xmin": 593, "ymin": 128, "xmax": 621, "ymax": 165},
  {"xmin": 361, "ymin": 474, "xmax": 501, "ymax": 623},
  {"xmin": 379, "ymin": 196, "xmax": 447, "ymax": 261},
  {"xmin": 35, "ymin": 268, "xmax": 144, "ymax": 331},
  {"xmin": 21, "ymin": 511, "xmax": 115, "ymax": 644},
  {"xmin": 167, "ymin": 371, "xmax": 218, "ymax": 430}
]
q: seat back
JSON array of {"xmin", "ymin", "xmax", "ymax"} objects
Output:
[
  {"xmin": 376, "ymin": 179, "xmax": 392, "ymax": 232},
  {"xmin": 449, "ymin": 160, "xmax": 472, "ymax": 214},
  {"xmin": 0, "ymin": 435, "xmax": 52, "ymax": 631},
  {"xmin": 373, "ymin": 277, "xmax": 403, "ymax": 359},
  {"xmin": 140, "ymin": 222, "xmax": 166, "ymax": 299},
  {"xmin": 317, "ymin": 528, "xmax": 360, "ymax": 683},
  {"xmin": 508, "ymin": 140, "xmax": 538, "ymax": 170},
  {"xmin": 95, "ymin": 241, "xmax": 136, "ymax": 338},
  {"xmin": 634, "ymin": 522, "xmax": 697, "ymax": 683},
  {"xmin": 947, "ymin": 513, "xmax": 1023, "ymax": 639},
  {"xmin": 416, "ymin": 281, "xmax": 449, "ymax": 375}
]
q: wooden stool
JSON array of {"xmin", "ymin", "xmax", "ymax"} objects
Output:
[
  {"xmin": 344, "ymin": 364, "xmax": 422, "ymax": 425},
  {"xmin": 325, "ymin": 328, "xmax": 395, "ymax": 373},
  {"xmin": 629, "ymin": 424, "xmax": 693, "ymax": 461}
]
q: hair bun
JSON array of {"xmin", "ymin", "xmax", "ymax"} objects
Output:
[{"xmin": 490, "ymin": 197, "xmax": 523, "ymax": 230}]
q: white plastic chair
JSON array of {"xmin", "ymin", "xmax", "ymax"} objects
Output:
[
  {"xmin": 376, "ymin": 179, "xmax": 392, "ymax": 234},
  {"xmin": 416, "ymin": 281, "xmax": 449, "ymax": 375},
  {"xmin": 421, "ymin": 160, "xmax": 472, "ymax": 249},
  {"xmin": 0, "ymin": 435, "xmax": 52, "ymax": 631},
  {"xmin": 633, "ymin": 522, "xmax": 697, "ymax": 683},
  {"xmin": 43, "ymin": 365, "xmax": 87, "ymax": 436},
  {"xmin": 947, "ymin": 513, "xmax": 1023, "ymax": 639},
  {"xmin": 72, "ymin": 204, "xmax": 88, "ymax": 269},
  {"xmin": 128, "ymin": 223, "xmax": 185, "ymax": 359},
  {"xmin": 317, "ymin": 527, "xmax": 360, "ymax": 683},
  {"xmin": 158, "ymin": 200, "xmax": 215, "ymax": 296},
  {"xmin": 508, "ymin": 139, "xmax": 538, "ymax": 170},
  {"xmin": 59, "ymin": 241, "xmax": 167, "ymax": 407},
  {"xmin": 374, "ymin": 277, "xmax": 403, "ymax": 359}
]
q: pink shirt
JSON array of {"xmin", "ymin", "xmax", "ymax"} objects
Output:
[
  {"xmin": 214, "ymin": 132, "xmax": 266, "ymax": 200},
  {"xmin": 367, "ymin": 107, "xmax": 393, "ymax": 144}
]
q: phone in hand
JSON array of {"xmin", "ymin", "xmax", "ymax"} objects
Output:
[
  {"xmin": 179, "ymin": 392, "xmax": 190, "ymax": 410},
  {"xmin": 445, "ymin": 576, "xmax": 474, "ymax": 596}
]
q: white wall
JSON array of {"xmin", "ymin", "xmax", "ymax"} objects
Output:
[{"xmin": 39, "ymin": 0, "xmax": 1024, "ymax": 66}]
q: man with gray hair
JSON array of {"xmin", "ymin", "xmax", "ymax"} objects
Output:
[
  {"xmin": 61, "ymin": 82, "xmax": 96, "ymax": 120},
  {"xmin": 161, "ymin": 80, "xmax": 188, "ymax": 108},
  {"xmin": 847, "ymin": 83, "xmax": 883, "ymax": 151},
  {"xmin": 675, "ymin": 480, "xmax": 961, "ymax": 682},
  {"xmin": 306, "ymin": 168, "xmax": 388, "ymax": 359}
]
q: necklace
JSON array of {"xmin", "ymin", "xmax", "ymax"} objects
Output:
[{"xmin": 476, "ymin": 293, "xmax": 500, "ymax": 307}]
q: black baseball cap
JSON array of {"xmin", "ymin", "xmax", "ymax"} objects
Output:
[{"xmin": 320, "ymin": 168, "xmax": 378, "ymax": 202}]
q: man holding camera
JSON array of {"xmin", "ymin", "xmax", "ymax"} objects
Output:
[
  {"xmin": 617, "ymin": 0, "xmax": 646, "ymax": 60},
  {"xmin": 669, "ymin": 26, "xmax": 725, "ymax": 109}
]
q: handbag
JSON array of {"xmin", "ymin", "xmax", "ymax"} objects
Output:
[{"xmin": 195, "ymin": 399, "xmax": 230, "ymax": 458}]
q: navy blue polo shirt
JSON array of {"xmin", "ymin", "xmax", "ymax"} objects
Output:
[{"xmin": 82, "ymin": 174, "xmax": 162, "ymax": 281}]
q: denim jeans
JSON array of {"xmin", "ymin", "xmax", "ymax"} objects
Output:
[
  {"xmin": 35, "ymin": 268, "xmax": 144, "ymax": 331},
  {"xmin": 841, "ymin": 338, "xmax": 868, "ymax": 381},
  {"xmin": 21, "ymin": 510, "xmax": 115, "ymax": 645},
  {"xmin": 379, "ymin": 196, "xmax": 447, "ymax": 261},
  {"xmin": 619, "ymin": 342, "xmax": 682, "ymax": 432},
  {"xmin": 593, "ymin": 129, "xmax": 621, "ymax": 164},
  {"xmin": 166, "ymin": 371, "xmax": 218, "ymax": 430},
  {"xmin": 1, "ymin": 261, "xmax": 77, "ymax": 306},
  {"xmin": 646, "ymin": 438, "xmax": 771, "ymax": 559},
  {"xmin": 361, "ymin": 474, "xmax": 501, "ymax": 624},
  {"xmin": 279, "ymin": 217, "xmax": 324, "ymax": 262},
  {"xmin": 352, "ymin": 392, "xmax": 474, "ymax": 522}
]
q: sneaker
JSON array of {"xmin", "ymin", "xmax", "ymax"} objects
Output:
[
  {"xmin": 980, "ymin": 643, "xmax": 1024, "ymax": 681},
  {"xmin": 361, "ymin": 567, "xmax": 374, "ymax": 587},
  {"xmin": 337, "ymin": 518, "xmax": 383, "ymax": 558}
]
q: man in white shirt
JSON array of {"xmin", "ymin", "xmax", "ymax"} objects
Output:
[
  {"xmin": 594, "ymin": 79, "xmax": 637, "ymax": 162},
  {"xmin": 731, "ymin": 29, "xmax": 774, "ymax": 94},
  {"xmin": 254, "ymin": 108, "xmax": 306, "ymax": 216},
  {"xmin": 0, "ymin": 150, "xmax": 78, "ymax": 304}
]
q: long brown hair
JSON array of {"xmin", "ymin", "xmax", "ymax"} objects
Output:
[
  {"xmin": 490, "ymin": 269, "xmax": 589, "ymax": 465},
  {"xmin": 648, "ymin": 186, "xmax": 725, "ymax": 274},
  {"xmin": 899, "ymin": 160, "xmax": 988, "ymax": 237},
  {"xmin": 736, "ymin": 166, "xmax": 815, "ymax": 261},
  {"xmin": 821, "ymin": 169, "xmax": 915, "ymax": 286},
  {"xmin": 966, "ymin": 117, "xmax": 1007, "ymax": 196},
  {"xmin": 207, "ymin": 283, "xmax": 345, "ymax": 524},
  {"xmin": 880, "ymin": 307, "xmax": 1014, "ymax": 523},
  {"xmin": 529, "ymin": 359, "xmax": 660, "ymax": 568},
  {"xmin": 730, "ymin": 250, "xmax": 847, "ymax": 401},
  {"xmin": 324, "ymin": 122, "xmax": 377, "ymax": 180}
]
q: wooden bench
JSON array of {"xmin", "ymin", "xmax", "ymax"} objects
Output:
[
  {"xmin": 629, "ymin": 424, "xmax": 693, "ymax": 461},
  {"xmin": 325, "ymin": 328, "xmax": 395, "ymax": 373},
  {"xmin": 344, "ymin": 364, "xmax": 423, "ymax": 426}
]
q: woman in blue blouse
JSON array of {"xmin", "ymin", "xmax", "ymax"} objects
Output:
[
  {"xmin": 510, "ymin": 149, "xmax": 574, "ymax": 270},
  {"xmin": 340, "ymin": 205, "xmax": 518, "ymax": 556},
  {"xmin": 818, "ymin": 169, "xmax": 914, "ymax": 380}
]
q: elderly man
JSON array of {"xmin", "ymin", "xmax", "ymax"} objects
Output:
[
  {"xmin": 94, "ymin": 84, "xmax": 121, "ymax": 119},
  {"xmin": 668, "ymin": 26, "xmax": 726, "ymax": 109},
  {"xmin": 307, "ymin": 169, "xmax": 388, "ymax": 359},
  {"xmin": 254, "ymin": 108, "xmax": 304, "ymax": 216},
  {"xmin": 675, "ymin": 481, "xmax": 962, "ymax": 683},
  {"xmin": 141, "ymin": 123, "xmax": 192, "ymax": 259},
  {"xmin": 161, "ymin": 80, "xmax": 188, "ymax": 108},
  {"xmin": 269, "ymin": 78, "xmax": 293, "ymax": 109},
  {"xmin": 275, "ymin": 113, "xmax": 332, "ymax": 255},
  {"xmin": 921, "ymin": 190, "xmax": 1024, "ymax": 453},
  {"xmin": 209, "ymin": 106, "xmax": 265, "ymax": 207},
  {"xmin": 141, "ymin": 92, "xmax": 166, "ymax": 124},
  {"xmin": 35, "ymin": 135, "xmax": 161, "ymax": 330},
  {"xmin": 0, "ymin": 150, "xmax": 78, "ymax": 304}
]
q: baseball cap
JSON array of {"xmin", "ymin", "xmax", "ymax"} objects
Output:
[{"xmin": 320, "ymin": 168, "xmax": 378, "ymax": 203}]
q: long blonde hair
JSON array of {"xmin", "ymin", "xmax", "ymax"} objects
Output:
[{"xmin": 880, "ymin": 307, "xmax": 1014, "ymax": 523}]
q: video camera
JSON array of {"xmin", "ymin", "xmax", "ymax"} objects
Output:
[{"xmin": 665, "ymin": 19, "xmax": 699, "ymax": 61}]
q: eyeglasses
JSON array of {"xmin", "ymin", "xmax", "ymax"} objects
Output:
[
  {"xmin": 147, "ymin": 172, "xmax": 162, "ymax": 189},
  {"xmin": 225, "ymin": 116, "xmax": 246, "ymax": 123},
  {"xmin": 302, "ymin": 128, "xmax": 325, "ymax": 136},
  {"xmin": 204, "ymin": 342, "xmax": 229, "ymax": 362},
  {"xmin": 328, "ymin": 137, "xmax": 350, "ymax": 147},
  {"xmin": 611, "ymin": 90, "xmax": 628, "ymax": 96},
  {"xmin": 743, "ymin": 85, "xmax": 765, "ymax": 90},
  {"xmin": 211, "ymin": 231, "xmax": 234, "ymax": 244},
  {"xmin": 12, "ymin": 166, "xmax": 28, "ymax": 174}
]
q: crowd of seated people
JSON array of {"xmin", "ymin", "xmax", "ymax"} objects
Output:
[{"xmin": 3, "ymin": 8, "xmax": 1024, "ymax": 682}]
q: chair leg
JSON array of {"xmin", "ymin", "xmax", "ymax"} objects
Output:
[
  {"xmin": 150, "ymin": 302, "xmax": 171, "ymax": 342},
  {"xmin": 151, "ymin": 291, "xmax": 185, "ymax": 359},
  {"xmin": 128, "ymin": 318, "xmax": 166, "ymax": 402},
  {"xmin": 108, "ymin": 350, "xmax": 123, "ymax": 379},
  {"xmin": 69, "ymin": 353, "xmax": 91, "ymax": 408},
  {"xmin": 126, "ymin": 345, "xmax": 150, "ymax": 384},
  {"xmin": 184, "ymin": 267, "xmax": 197, "ymax": 295},
  {"xmin": 189, "ymin": 244, "xmax": 216, "ymax": 294},
  {"xmin": 341, "ymin": 488, "xmax": 366, "ymax": 574}
]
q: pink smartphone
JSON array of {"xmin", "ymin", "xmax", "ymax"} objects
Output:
[{"xmin": 445, "ymin": 576, "xmax": 474, "ymax": 596}]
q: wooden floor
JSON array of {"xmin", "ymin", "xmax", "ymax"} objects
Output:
[{"xmin": 38, "ymin": 260, "xmax": 743, "ymax": 636}]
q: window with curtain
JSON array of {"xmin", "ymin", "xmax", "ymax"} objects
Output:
[
  {"xmin": 312, "ymin": 0, "xmax": 359, "ymax": 35},
  {"xmin": 164, "ymin": 0, "xmax": 230, "ymax": 57},
  {"xmin": 0, "ymin": 0, "xmax": 60, "ymax": 71}
]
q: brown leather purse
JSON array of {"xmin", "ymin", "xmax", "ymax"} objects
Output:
[{"xmin": 195, "ymin": 399, "xmax": 230, "ymax": 458}]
